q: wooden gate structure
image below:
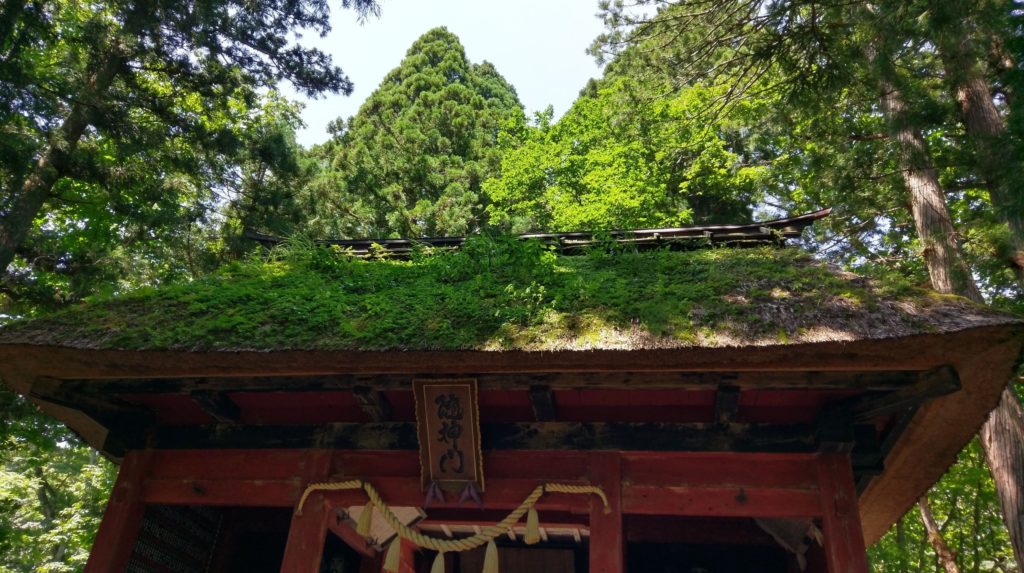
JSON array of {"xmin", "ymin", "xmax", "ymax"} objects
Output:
[{"xmin": 0, "ymin": 211, "xmax": 1021, "ymax": 573}]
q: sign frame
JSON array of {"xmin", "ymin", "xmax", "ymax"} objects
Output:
[{"xmin": 412, "ymin": 378, "xmax": 485, "ymax": 493}]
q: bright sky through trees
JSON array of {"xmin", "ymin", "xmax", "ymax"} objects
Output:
[{"xmin": 283, "ymin": 0, "xmax": 606, "ymax": 147}]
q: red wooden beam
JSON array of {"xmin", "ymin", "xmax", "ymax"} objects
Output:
[
  {"xmin": 280, "ymin": 451, "xmax": 332, "ymax": 573},
  {"xmin": 622, "ymin": 451, "xmax": 819, "ymax": 488},
  {"xmin": 142, "ymin": 477, "xmax": 299, "ymax": 506},
  {"xmin": 138, "ymin": 449, "xmax": 827, "ymax": 518},
  {"xmin": 817, "ymin": 453, "xmax": 869, "ymax": 573},
  {"xmin": 399, "ymin": 538, "xmax": 417, "ymax": 573},
  {"xmin": 326, "ymin": 511, "xmax": 376, "ymax": 558},
  {"xmin": 147, "ymin": 449, "xmax": 306, "ymax": 479},
  {"xmin": 589, "ymin": 452, "xmax": 624, "ymax": 573},
  {"xmin": 623, "ymin": 485, "xmax": 821, "ymax": 518},
  {"xmin": 144, "ymin": 449, "xmax": 817, "ymax": 488},
  {"xmin": 84, "ymin": 451, "xmax": 150, "ymax": 573},
  {"xmin": 281, "ymin": 492, "xmax": 330, "ymax": 573}
]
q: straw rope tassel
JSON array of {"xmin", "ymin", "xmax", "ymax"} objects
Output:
[
  {"xmin": 524, "ymin": 506, "xmax": 541, "ymax": 545},
  {"xmin": 356, "ymin": 500, "xmax": 374, "ymax": 536},
  {"xmin": 430, "ymin": 552, "xmax": 446, "ymax": 573},
  {"xmin": 383, "ymin": 540, "xmax": 402, "ymax": 573},
  {"xmin": 482, "ymin": 540, "xmax": 499, "ymax": 573}
]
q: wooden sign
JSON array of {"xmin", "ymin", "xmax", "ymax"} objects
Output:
[{"xmin": 413, "ymin": 379, "xmax": 484, "ymax": 492}]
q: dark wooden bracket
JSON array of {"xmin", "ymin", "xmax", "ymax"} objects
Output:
[
  {"xmin": 529, "ymin": 385, "xmax": 557, "ymax": 421},
  {"xmin": 353, "ymin": 386, "xmax": 392, "ymax": 422},
  {"xmin": 28, "ymin": 377, "xmax": 155, "ymax": 457},
  {"xmin": 844, "ymin": 365, "xmax": 961, "ymax": 422},
  {"xmin": 190, "ymin": 390, "xmax": 241, "ymax": 423},
  {"xmin": 816, "ymin": 408, "xmax": 856, "ymax": 453},
  {"xmin": 713, "ymin": 385, "xmax": 741, "ymax": 428}
]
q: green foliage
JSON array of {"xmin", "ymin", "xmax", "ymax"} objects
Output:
[
  {"xmin": 2, "ymin": 0, "xmax": 379, "ymax": 315},
  {"xmin": 0, "ymin": 391, "xmax": 115, "ymax": 572},
  {"xmin": 485, "ymin": 73, "xmax": 770, "ymax": 233},
  {"xmin": 294, "ymin": 28, "xmax": 525, "ymax": 239},
  {"xmin": 869, "ymin": 439, "xmax": 1017, "ymax": 573}
]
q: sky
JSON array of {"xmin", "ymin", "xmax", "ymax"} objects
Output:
[{"xmin": 284, "ymin": 0, "xmax": 608, "ymax": 147}]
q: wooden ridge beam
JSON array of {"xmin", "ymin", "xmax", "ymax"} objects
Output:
[
  {"xmin": 242, "ymin": 208, "xmax": 830, "ymax": 257},
  {"xmin": 128, "ymin": 421, "xmax": 818, "ymax": 452}
]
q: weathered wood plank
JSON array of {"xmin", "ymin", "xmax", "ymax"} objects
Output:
[{"xmin": 53, "ymin": 369, "xmax": 938, "ymax": 394}]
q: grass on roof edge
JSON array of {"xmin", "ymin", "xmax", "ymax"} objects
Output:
[{"xmin": 0, "ymin": 237, "xmax": 964, "ymax": 352}]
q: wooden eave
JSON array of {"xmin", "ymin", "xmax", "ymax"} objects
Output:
[{"xmin": 1, "ymin": 321, "xmax": 1021, "ymax": 545}]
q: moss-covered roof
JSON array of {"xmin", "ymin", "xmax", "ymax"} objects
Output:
[{"xmin": 0, "ymin": 240, "xmax": 1017, "ymax": 352}]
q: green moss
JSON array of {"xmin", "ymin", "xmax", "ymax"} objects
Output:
[{"xmin": 0, "ymin": 239, "xmax": 970, "ymax": 351}]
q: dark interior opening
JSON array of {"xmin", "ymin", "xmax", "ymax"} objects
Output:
[
  {"xmin": 125, "ymin": 505, "xmax": 293, "ymax": 573},
  {"xmin": 209, "ymin": 507, "xmax": 292, "ymax": 573},
  {"xmin": 319, "ymin": 532, "xmax": 365, "ymax": 573},
  {"xmin": 624, "ymin": 516, "xmax": 802, "ymax": 573},
  {"xmin": 627, "ymin": 542, "xmax": 792, "ymax": 573},
  {"xmin": 420, "ymin": 543, "xmax": 587, "ymax": 573}
]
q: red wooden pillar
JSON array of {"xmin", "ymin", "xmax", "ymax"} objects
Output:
[
  {"xmin": 84, "ymin": 450, "xmax": 150, "ymax": 573},
  {"xmin": 398, "ymin": 538, "xmax": 417, "ymax": 573},
  {"xmin": 589, "ymin": 452, "xmax": 624, "ymax": 573},
  {"xmin": 281, "ymin": 450, "xmax": 333, "ymax": 573},
  {"xmin": 816, "ymin": 453, "xmax": 869, "ymax": 573}
]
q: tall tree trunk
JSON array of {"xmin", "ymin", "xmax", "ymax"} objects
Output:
[
  {"xmin": 0, "ymin": 0, "xmax": 26, "ymax": 53},
  {"xmin": 919, "ymin": 497, "xmax": 961, "ymax": 573},
  {"xmin": 935, "ymin": 13, "xmax": 1024, "ymax": 287},
  {"xmin": 0, "ymin": 49, "xmax": 124, "ymax": 273},
  {"xmin": 932, "ymin": 11, "xmax": 1024, "ymax": 571},
  {"xmin": 897, "ymin": 518, "xmax": 909, "ymax": 573},
  {"xmin": 979, "ymin": 386, "xmax": 1024, "ymax": 569},
  {"xmin": 971, "ymin": 453, "xmax": 984, "ymax": 573},
  {"xmin": 869, "ymin": 32, "xmax": 983, "ymax": 573},
  {"xmin": 873, "ymin": 53, "xmax": 983, "ymax": 303}
]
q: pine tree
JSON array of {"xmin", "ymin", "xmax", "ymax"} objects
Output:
[{"xmin": 308, "ymin": 27, "xmax": 525, "ymax": 238}]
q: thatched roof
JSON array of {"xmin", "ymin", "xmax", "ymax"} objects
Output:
[{"xmin": 0, "ymin": 245, "xmax": 1016, "ymax": 352}]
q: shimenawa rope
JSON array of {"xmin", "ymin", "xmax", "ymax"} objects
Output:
[{"xmin": 295, "ymin": 480, "xmax": 610, "ymax": 553}]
